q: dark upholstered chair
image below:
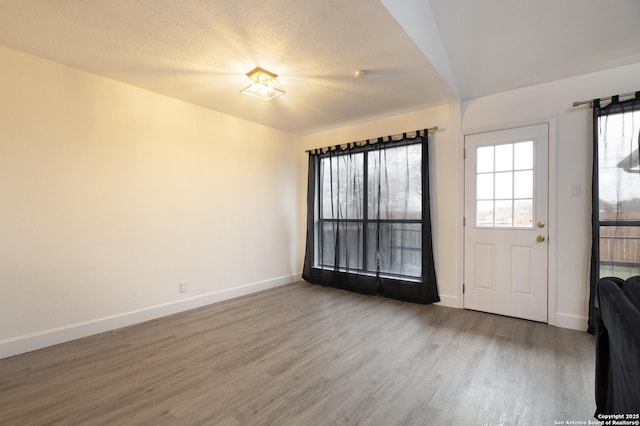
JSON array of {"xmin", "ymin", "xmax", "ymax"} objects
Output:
[{"xmin": 594, "ymin": 276, "xmax": 640, "ymax": 416}]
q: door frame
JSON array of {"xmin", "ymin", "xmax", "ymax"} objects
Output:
[{"xmin": 461, "ymin": 117, "xmax": 558, "ymax": 326}]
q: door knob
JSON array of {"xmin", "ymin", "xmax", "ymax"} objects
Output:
[
  {"xmin": 537, "ymin": 221, "xmax": 545, "ymax": 229},
  {"xmin": 536, "ymin": 234, "xmax": 546, "ymax": 242}
]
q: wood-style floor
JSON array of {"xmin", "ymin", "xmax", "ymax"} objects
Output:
[{"xmin": 0, "ymin": 282, "xmax": 595, "ymax": 425}]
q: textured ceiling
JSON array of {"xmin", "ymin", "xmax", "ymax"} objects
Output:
[
  {"xmin": 0, "ymin": 0, "xmax": 450, "ymax": 135},
  {"xmin": 429, "ymin": 0, "xmax": 640, "ymax": 100},
  {"xmin": 0, "ymin": 0, "xmax": 639, "ymax": 134}
]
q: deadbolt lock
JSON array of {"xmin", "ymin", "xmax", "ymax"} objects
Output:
[{"xmin": 536, "ymin": 221, "xmax": 545, "ymax": 229}]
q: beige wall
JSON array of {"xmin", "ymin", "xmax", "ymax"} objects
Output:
[
  {"xmin": 4, "ymin": 40, "xmax": 639, "ymax": 355},
  {"xmin": 0, "ymin": 46, "xmax": 299, "ymax": 348}
]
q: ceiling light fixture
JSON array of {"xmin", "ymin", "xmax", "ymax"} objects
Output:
[
  {"xmin": 354, "ymin": 69, "xmax": 367, "ymax": 80},
  {"xmin": 240, "ymin": 67, "xmax": 285, "ymax": 101}
]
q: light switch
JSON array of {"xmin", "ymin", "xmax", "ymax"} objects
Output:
[{"xmin": 571, "ymin": 184, "xmax": 582, "ymax": 196}]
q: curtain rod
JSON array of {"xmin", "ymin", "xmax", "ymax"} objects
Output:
[
  {"xmin": 572, "ymin": 91, "xmax": 637, "ymax": 108},
  {"xmin": 305, "ymin": 126, "xmax": 439, "ymax": 153}
]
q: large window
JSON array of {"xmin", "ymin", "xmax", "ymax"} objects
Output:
[
  {"xmin": 596, "ymin": 106, "xmax": 640, "ymax": 279},
  {"xmin": 316, "ymin": 143, "xmax": 422, "ymax": 279},
  {"xmin": 588, "ymin": 92, "xmax": 640, "ymax": 333},
  {"xmin": 302, "ymin": 130, "xmax": 439, "ymax": 304}
]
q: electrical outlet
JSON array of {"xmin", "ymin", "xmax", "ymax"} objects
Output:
[{"xmin": 179, "ymin": 282, "xmax": 188, "ymax": 293}]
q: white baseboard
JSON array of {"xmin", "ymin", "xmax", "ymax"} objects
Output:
[
  {"xmin": 0, "ymin": 274, "xmax": 300, "ymax": 360},
  {"xmin": 435, "ymin": 294, "xmax": 459, "ymax": 309},
  {"xmin": 554, "ymin": 312, "xmax": 588, "ymax": 331}
]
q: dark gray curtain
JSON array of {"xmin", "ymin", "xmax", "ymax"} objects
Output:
[
  {"xmin": 588, "ymin": 92, "xmax": 640, "ymax": 333},
  {"xmin": 302, "ymin": 130, "xmax": 439, "ymax": 304}
]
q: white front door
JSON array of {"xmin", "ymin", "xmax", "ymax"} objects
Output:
[{"xmin": 464, "ymin": 124, "xmax": 549, "ymax": 322}]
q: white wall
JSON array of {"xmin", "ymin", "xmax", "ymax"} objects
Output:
[
  {"xmin": 462, "ymin": 62, "xmax": 640, "ymax": 330},
  {"xmin": 4, "ymin": 43, "xmax": 636, "ymax": 359},
  {"xmin": 297, "ymin": 105, "xmax": 462, "ymax": 308},
  {"xmin": 0, "ymin": 46, "xmax": 300, "ymax": 357}
]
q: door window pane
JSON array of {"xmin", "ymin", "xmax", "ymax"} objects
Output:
[
  {"xmin": 475, "ymin": 141, "xmax": 534, "ymax": 228},
  {"xmin": 514, "ymin": 200, "xmax": 533, "ymax": 227},
  {"xmin": 495, "ymin": 200, "xmax": 513, "ymax": 226},
  {"xmin": 514, "ymin": 171, "xmax": 533, "ymax": 198},
  {"xmin": 495, "ymin": 144, "xmax": 513, "ymax": 171},
  {"xmin": 476, "ymin": 174, "xmax": 494, "ymax": 200},
  {"xmin": 477, "ymin": 200, "xmax": 494, "ymax": 227},
  {"xmin": 477, "ymin": 146, "xmax": 494, "ymax": 173},
  {"xmin": 495, "ymin": 172, "xmax": 513, "ymax": 199},
  {"xmin": 514, "ymin": 141, "xmax": 533, "ymax": 169}
]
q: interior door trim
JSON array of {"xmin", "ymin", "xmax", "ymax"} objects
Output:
[{"xmin": 461, "ymin": 116, "xmax": 558, "ymax": 326}]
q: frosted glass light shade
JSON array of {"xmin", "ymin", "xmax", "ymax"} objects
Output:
[{"xmin": 240, "ymin": 67, "xmax": 285, "ymax": 101}]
